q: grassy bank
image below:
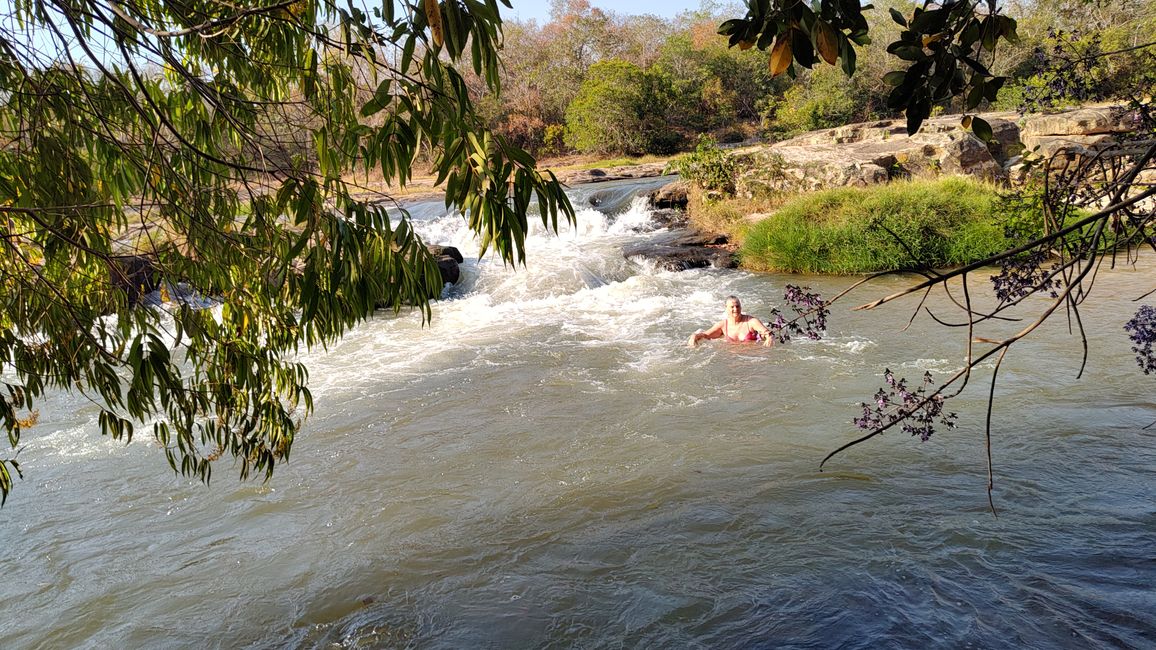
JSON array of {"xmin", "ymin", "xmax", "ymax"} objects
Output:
[{"xmin": 734, "ymin": 177, "xmax": 1039, "ymax": 274}]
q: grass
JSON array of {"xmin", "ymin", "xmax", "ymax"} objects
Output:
[
  {"xmin": 684, "ymin": 186, "xmax": 792, "ymax": 241},
  {"xmin": 739, "ymin": 177, "xmax": 1040, "ymax": 274}
]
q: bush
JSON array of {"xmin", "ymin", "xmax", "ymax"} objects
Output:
[
  {"xmin": 563, "ymin": 59, "xmax": 678, "ymax": 155},
  {"xmin": 671, "ymin": 135, "xmax": 738, "ymax": 194},
  {"xmin": 760, "ymin": 65, "xmax": 885, "ymax": 140},
  {"xmin": 740, "ymin": 177, "xmax": 1041, "ymax": 274}
]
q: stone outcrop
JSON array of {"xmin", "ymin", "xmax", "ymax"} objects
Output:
[
  {"xmin": 646, "ymin": 180, "xmax": 689, "ymax": 209},
  {"xmin": 557, "ymin": 162, "xmax": 669, "ymax": 185},
  {"xmin": 736, "ymin": 112, "xmax": 1021, "ymax": 197},
  {"xmin": 622, "ymin": 230, "xmax": 737, "ymax": 271},
  {"xmin": 427, "ymin": 244, "xmax": 463, "ymax": 286},
  {"xmin": 732, "ymin": 105, "xmax": 1137, "ymax": 197},
  {"xmin": 1018, "ymin": 106, "xmax": 1135, "ymax": 159}
]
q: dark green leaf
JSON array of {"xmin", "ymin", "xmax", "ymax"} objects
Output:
[
  {"xmin": 965, "ymin": 81, "xmax": 984, "ymax": 110},
  {"xmin": 999, "ymin": 16, "xmax": 1020, "ymax": 45},
  {"xmin": 984, "ymin": 76, "xmax": 1005, "ymax": 102},
  {"xmin": 893, "ymin": 45, "xmax": 926, "ymax": 61},
  {"xmin": 971, "ymin": 116, "xmax": 993, "ymax": 142},
  {"xmin": 791, "ymin": 28, "xmax": 815, "ymax": 68},
  {"xmin": 883, "ymin": 70, "xmax": 907, "ymax": 86},
  {"xmin": 718, "ymin": 19, "xmax": 744, "ymax": 35}
]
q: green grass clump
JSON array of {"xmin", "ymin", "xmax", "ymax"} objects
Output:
[{"xmin": 740, "ymin": 177, "xmax": 1039, "ymax": 274}]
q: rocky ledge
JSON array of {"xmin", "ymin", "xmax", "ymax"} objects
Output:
[
  {"xmin": 622, "ymin": 229, "xmax": 737, "ymax": 272},
  {"xmin": 734, "ymin": 105, "xmax": 1137, "ymax": 197},
  {"xmin": 556, "ymin": 162, "xmax": 669, "ymax": 186}
]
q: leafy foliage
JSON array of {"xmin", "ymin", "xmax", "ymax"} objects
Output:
[
  {"xmin": 766, "ymin": 285, "xmax": 830, "ymax": 343},
  {"xmin": 671, "ymin": 136, "xmax": 739, "ymax": 194},
  {"xmin": 853, "ymin": 370, "xmax": 957, "ymax": 442},
  {"xmin": 0, "ymin": 0, "xmax": 574, "ymax": 503},
  {"xmin": 1124, "ymin": 306, "xmax": 1156, "ymax": 374},
  {"xmin": 720, "ymin": 0, "xmax": 1018, "ymax": 138},
  {"xmin": 563, "ymin": 59, "xmax": 679, "ymax": 155},
  {"xmin": 761, "ymin": 64, "xmax": 876, "ymax": 139}
]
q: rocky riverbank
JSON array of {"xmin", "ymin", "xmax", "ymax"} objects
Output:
[
  {"xmin": 623, "ymin": 104, "xmax": 1144, "ymax": 272},
  {"xmin": 732, "ymin": 104, "xmax": 1137, "ymax": 197}
]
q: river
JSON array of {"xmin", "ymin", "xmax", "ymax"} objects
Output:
[{"xmin": 2, "ymin": 177, "xmax": 1154, "ymax": 648}]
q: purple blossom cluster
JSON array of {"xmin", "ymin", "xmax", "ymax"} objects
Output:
[
  {"xmin": 853, "ymin": 369, "xmax": 957, "ymax": 442},
  {"xmin": 767, "ymin": 285, "xmax": 829, "ymax": 344},
  {"xmin": 1124, "ymin": 305, "xmax": 1156, "ymax": 374},
  {"xmin": 990, "ymin": 249, "xmax": 1061, "ymax": 303}
]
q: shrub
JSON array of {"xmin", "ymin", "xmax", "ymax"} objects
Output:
[
  {"xmin": 740, "ymin": 177, "xmax": 1042, "ymax": 274},
  {"xmin": 671, "ymin": 135, "xmax": 738, "ymax": 194},
  {"xmin": 563, "ymin": 59, "xmax": 678, "ymax": 155},
  {"xmin": 760, "ymin": 65, "xmax": 885, "ymax": 140}
]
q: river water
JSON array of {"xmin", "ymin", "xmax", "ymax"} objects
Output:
[{"xmin": 2, "ymin": 177, "xmax": 1154, "ymax": 648}]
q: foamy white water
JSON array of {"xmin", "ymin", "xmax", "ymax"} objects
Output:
[{"xmin": 2, "ymin": 177, "xmax": 1155, "ymax": 649}]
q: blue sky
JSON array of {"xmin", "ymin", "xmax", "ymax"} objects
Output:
[{"xmin": 503, "ymin": 1, "xmax": 718, "ymax": 24}]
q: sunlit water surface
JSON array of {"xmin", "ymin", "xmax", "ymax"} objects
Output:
[{"xmin": 2, "ymin": 177, "xmax": 1154, "ymax": 648}]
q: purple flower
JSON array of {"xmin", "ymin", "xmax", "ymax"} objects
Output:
[
  {"xmin": 1125, "ymin": 305, "xmax": 1156, "ymax": 374},
  {"xmin": 851, "ymin": 369, "xmax": 957, "ymax": 442}
]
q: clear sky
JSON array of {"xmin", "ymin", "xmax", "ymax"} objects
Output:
[{"xmin": 503, "ymin": 0, "xmax": 719, "ymax": 24}]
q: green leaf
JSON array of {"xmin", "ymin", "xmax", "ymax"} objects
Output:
[
  {"xmin": 984, "ymin": 76, "xmax": 1005, "ymax": 102},
  {"xmin": 999, "ymin": 16, "xmax": 1020, "ymax": 45},
  {"xmin": 883, "ymin": 70, "xmax": 907, "ymax": 86},
  {"xmin": 965, "ymin": 81, "xmax": 984, "ymax": 110},
  {"xmin": 893, "ymin": 45, "xmax": 926, "ymax": 61},
  {"xmin": 971, "ymin": 116, "xmax": 993, "ymax": 142},
  {"xmin": 0, "ymin": 0, "xmax": 576, "ymax": 505},
  {"xmin": 910, "ymin": 8, "xmax": 947, "ymax": 33},
  {"xmin": 980, "ymin": 17, "xmax": 998, "ymax": 52},
  {"xmin": 791, "ymin": 27, "xmax": 815, "ymax": 68},
  {"xmin": 718, "ymin": 19, "xmax": 743, "ymax": 35}
]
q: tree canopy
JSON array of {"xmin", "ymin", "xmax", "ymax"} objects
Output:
[{"xmin": 0, "ymin": 0, "xmax": 573, "ymax": 503}]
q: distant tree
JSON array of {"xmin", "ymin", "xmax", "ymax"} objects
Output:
[
  {"xmin": 563, "ymin": 59, "xmax": 678, "ymax": 155},
  {"xmin": 761, "ymin": 64, "xmax": 880, "ymax": 138},
  {"xmin": 0, "ymin": 0, "xmax": 573, "ymax": 504},
  {"xmin": 995, "ymin": 0, "xmax": 1156, "ymax": 112},
  {"xmin": 654, "ymin": 21, "xmax": 781, "ymax": 137},
  {"xmin": 720, "ymin": 0, "xmax": 1019, "ymax": 135}
]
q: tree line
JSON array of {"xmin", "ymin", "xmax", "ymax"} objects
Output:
[{"xmin": 464, "ymin": 0, "xmax": 1156, "ymax": 158}]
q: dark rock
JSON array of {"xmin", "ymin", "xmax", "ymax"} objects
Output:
[
  {"xmin": 647, "ymin": 180, "xmax": 689, "ymax": 209},
  {"xmin": 648, "ymin": 208, "xmax": 690, "ymax": 230},
  {"xmin": 667, "ymin": 230, "xmax": 729, "ymax": 247},
  {"xmin": 427, "ymin": 244, "xmax": 463, "ymax": 263},
  {"xmin": 108, "ymin": 254, "xmax": 159, "ymax": 305},
  {"xmin": 435, "ymin": 255, "xmax": 460, "ymax": 285},
  {"xmin": 622, "ymin": 229, "xmax": 737, "ymax": 271}
]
